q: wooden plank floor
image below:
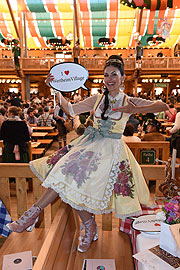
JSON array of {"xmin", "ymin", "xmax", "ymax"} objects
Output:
[{"xmin": 73, "ymin": 230, "xmax": 134, "ymax": 270}]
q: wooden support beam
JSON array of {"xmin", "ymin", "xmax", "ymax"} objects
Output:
[
  {"xmin": 73, "ymin": 0, "xmax": 80, "ymax": 41},
  {"xmin": 137, "ymin": 9, "xmax": 143, "ymax": 34},
  {"xmin": 6, "ymin": 0, "xmax": 20, "ymax": 40}
]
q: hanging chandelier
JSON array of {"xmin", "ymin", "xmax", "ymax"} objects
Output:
[
  {"xmin": 46, "ymin": 38, "xmax": 71, "ymax": 49},
  {"xmin": 1, "ymin": 38, "xmax": 19, "ymax": 47},
  {"xmin": 120, "ymin": 0, "xmax": 179, "ymax": 10},
  {"xmin": 147, "ymin": 36, "xmax": 165, "ymax": 47},
  {"xmin": 97, "ymin": 37, "xmax": 116, "ymax": 47}
]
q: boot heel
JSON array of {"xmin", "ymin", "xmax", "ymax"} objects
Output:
[
  {"xmin": 93, "ymin": 226, "xmax": 98, "ymax": 241},
  {"xmin": 26, "ymin": 217, "xmax": 39, "ymax": 232}
]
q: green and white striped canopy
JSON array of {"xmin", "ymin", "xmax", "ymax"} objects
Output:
[{"xmin": 0, "ymin": 0, "xmax": 179, "ymax": 49}]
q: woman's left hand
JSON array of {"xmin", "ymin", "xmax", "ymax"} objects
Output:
[
  {"xmin": 112, "ymin": 100, "xmax": 136, "ymax": 114},
  {"xmin": 45, "ymin": 73, "xmax": 54, "ymax": 87}
]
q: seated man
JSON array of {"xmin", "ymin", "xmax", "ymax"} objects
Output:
[
  {"xmin": 141, "ymin": 119, "xmax": 165, "ymax": 141},
  {"xmin": 37, "ymin": 106, "xmax": 56, "ymax": 127}
]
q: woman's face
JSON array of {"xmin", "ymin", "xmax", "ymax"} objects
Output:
[{"xmin": 104, "ymin": 65, "xmax": 123, "ymax": 96}]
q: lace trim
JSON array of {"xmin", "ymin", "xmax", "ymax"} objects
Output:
[
  {"xmin": 42, "ymin": 181, "xmax": 142, "ymax": 219},
  {"xmin": 29, "ymin": 161, "xmax": 45, "ymax": 182}
]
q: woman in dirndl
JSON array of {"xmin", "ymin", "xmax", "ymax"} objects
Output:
[{"xmin": 7, "ymin": 55, "xmax": 168, "ymax": 253}]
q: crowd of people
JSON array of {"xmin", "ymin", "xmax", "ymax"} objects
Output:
[{"xmin": 0, "ymin": 85, "xmax": 180, "ymax": 162}]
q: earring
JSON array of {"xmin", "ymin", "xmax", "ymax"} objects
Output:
[{"xmin": 120, "ymin": 80, "xmax": 125, "ymax": 91}]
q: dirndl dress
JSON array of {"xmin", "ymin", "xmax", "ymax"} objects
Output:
[{"xmin": 30, "ymin": 93, "xmax": 152, "ymax": 218}]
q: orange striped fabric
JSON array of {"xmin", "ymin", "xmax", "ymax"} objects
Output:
[
  {"xmin": 45, "ymin": 0, "xmax": 57, "ymax": 13},
  {"xmin": 0, "ymin": 14, "xmax": 9, "ymax": 37},
  {"xmin": 79, "ymin": 0, "xmax": 91, "ymax": 47},
  {"xmin": 150, "ymin": 0, "xmax": 157, "ymax": 11},
  {"xmin": 173, "ymin": 0, "xmax": 180, "ymax": 8},
  {"xmin": 109, "ymin": 0, "xmax": 118, "ymax": 38},
  {"xmin": 139, "ymin": 10, "xmax": 149, "ymax": 36},
  {"xmin": 52, "ymin": 13, "xmax": 64, "ymax": 37},
  {"xmin": 159, "ymin": 0, "xmax": 167, "ymax": 10},
  {"xmin": 17, "ymin": 0, "xmax": 29, "ymax": 12},
  {"xmin": 147, "ymin": 11, "xmax": 156, "ymax": 34},
  {"xmin": 26, "ymin": 13, "xmax": 47, "ymax": 48}
]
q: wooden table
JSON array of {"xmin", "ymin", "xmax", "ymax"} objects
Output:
[
  {"xmin": 31, "ymin": 142, "xmax": 41, "ymax": 148},
  {"xmin": 161, "ymin": 122, "xmax": 174, "ymax": 127},
  {"xmin": 157, "ymin": 119, "xmax": 168, "ymax": 122},
  {"xmin": 32, "ymin": 126, "xmax": 55, "ymax": 132},
  {"xmin": 31, "ymin": 132, "xmax": 48, "ymax": 141}
]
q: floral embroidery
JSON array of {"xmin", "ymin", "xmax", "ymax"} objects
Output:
[
  {"xmin": 47, "ymin": 145, "xmax": 70, "ymax": 168},
  {"xmin": 114, "ymin": 159, "xmax": 134, "ymax": 198},
  {"xmin": 61, "ymin": 149, "xmax": 101, "ymax": 188}
]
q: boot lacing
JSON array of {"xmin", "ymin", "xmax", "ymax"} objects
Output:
[{"xmin": 79, "ymin": 216, "xmax": 97, "ymax": 244}]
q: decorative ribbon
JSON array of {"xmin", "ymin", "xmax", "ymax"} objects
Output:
[{"xmin": 83, "ymin": 119, "xmax": 122, "ymax": 142}]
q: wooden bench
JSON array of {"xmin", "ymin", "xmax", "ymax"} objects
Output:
[
  {"xmin": 126, "ymin": 141, "xmax": 170, "ymax": 164},
  {"xmin": 0, "ymin": 163, "xmax": 134, "ymax": 270},
  {"xmin": 45, "ymin": 131, "xmax": 58, "ymax": 138},
  {"xmin": 37, "ymin": 139, "xmax": 53, "ymax": 149},
  {"xmin": 0, "ymin": 163, "xmax": 80, "ymax": 270},
  {"xmin": 31, "ymin": 148, "xmax": 45, "ymax": 159}
]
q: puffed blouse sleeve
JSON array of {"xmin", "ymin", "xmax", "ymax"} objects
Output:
[
  {"xmin": 68, "ymin": 94, "xmax": 98, "ymax": 116},
  {"xmin": 128, "ymin": 96, "xmax": 155, "ymax": 106}
]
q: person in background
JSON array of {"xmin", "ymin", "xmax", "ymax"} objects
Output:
[
  {"xmin": 122, "ymin": 123, "xmax": 141, "ymax": 142},
  {"xmin": 23, "ymin": 103, "xmax": 30, "ymax": 116},
  {"xmin": 136, "ymin": 41, "xmax": 143, "ymax": 68},
  {"xmin": 75, "ymin": 124, "xmax": 86, "ymax": 137},
  {"xmin": 169, "ymin": 107, "xmax": 180, "ymax": 123},
  {"xmin": 166, "ymin": 107, "xmax": 180, "ymax": 155},
  {"xmin": 0, "ymin": 106, "xmax": 30, "ymax": 163},
  {"xmin": 10, "ymin": 93, "xmax": 23, "ymax": 107},
  {"xmin": 26, "ymin": 108, "xmax": 37, "ymax": 127},
  {"xmin": 0, "ymin": 106, "xmax": 7, "ymax": 128},
  {"xmin": 19, "ymin": 112, "xmax": 32, "ymax": 136},
  {"xmin": 73, "ymin": 39, "xmax": 81, "ymax": 64},
  {"xmin": 37, "ymin": 106, "xmax": 56, "ymax": 127},
  {"xmin": 127, "ymin": 114, "xmax": 139, "ymax": 132},
  {"xmin": 141, "ymin": 119, "xmax": 165, "ymax": 141},
  {"xmin": 7, "ymin": 55, "xmax": 168, "ymax": 254},
  {"xmin": 73, "ymin": 92, "xmax": 82, "ymax": 103},
  {"xmin": 54, "ymin": 98, "xmax": 67, "ymax": 148},
  {"xmin": 12, "ymin": 40, "xmax": 21, "ymax": 71},
  {"xmin": 157, "ymin": 51, "xmax": 163, "ymax": 57},
  {"xmin": 156, "ymin": 110, "xmax": 165, "ymax": 120},
  {"xmin": 165, "ymin": 104, "xmax": 176, "ymax": 120}
]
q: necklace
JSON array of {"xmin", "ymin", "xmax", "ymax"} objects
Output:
[{"xmin": 109, "ymin": 98, "xmax": 118, "ymax": 104}]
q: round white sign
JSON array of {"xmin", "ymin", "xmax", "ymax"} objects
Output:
[
  {"xmin": 131, "ymin": 214, "xmax": 162, "ymax": 232},
  {"xmin": 49, "ymin": 62, "xmax": 89, "ymax": 92}
]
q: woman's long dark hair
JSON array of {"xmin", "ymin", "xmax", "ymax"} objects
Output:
[{"xmin": 101, "ymin": 55, "xmax": 125, "ymax": 120}]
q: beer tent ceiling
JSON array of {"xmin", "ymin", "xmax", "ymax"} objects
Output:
[{"xmin": 0, "ymin": 0, "xmax": 180, "ymax": 50}]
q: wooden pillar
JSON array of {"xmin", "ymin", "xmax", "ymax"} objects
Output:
[
  {"xmin": 23, "ymin": 12, "xmax": 28, "ymax": 58},
  {"xmin": 152, "ymin": 83, "xmax": 155, "ymax": 99},
  {"xmin": 134, "ymin": 78, "xmax": 138, "ymax": 96},
  {"xmin": 21, "ymin": 77, "xmax": 26, "ymax": 101},
  {"xmin": 166, "ymin": 84, "xmax": 169, "ymax": 103}
]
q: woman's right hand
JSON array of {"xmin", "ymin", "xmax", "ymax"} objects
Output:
[{"xmin": 45, "ymin": 73, "xmax": 54, "ymax": 87}]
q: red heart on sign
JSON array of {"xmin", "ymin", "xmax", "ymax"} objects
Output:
[
  {"xmin": 154, "ymin": 223, "xmax": 161, "ymax": 226},
  {"xmin": 64, "ymin": 70, "xmax": 69, "ymax": 75}
]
